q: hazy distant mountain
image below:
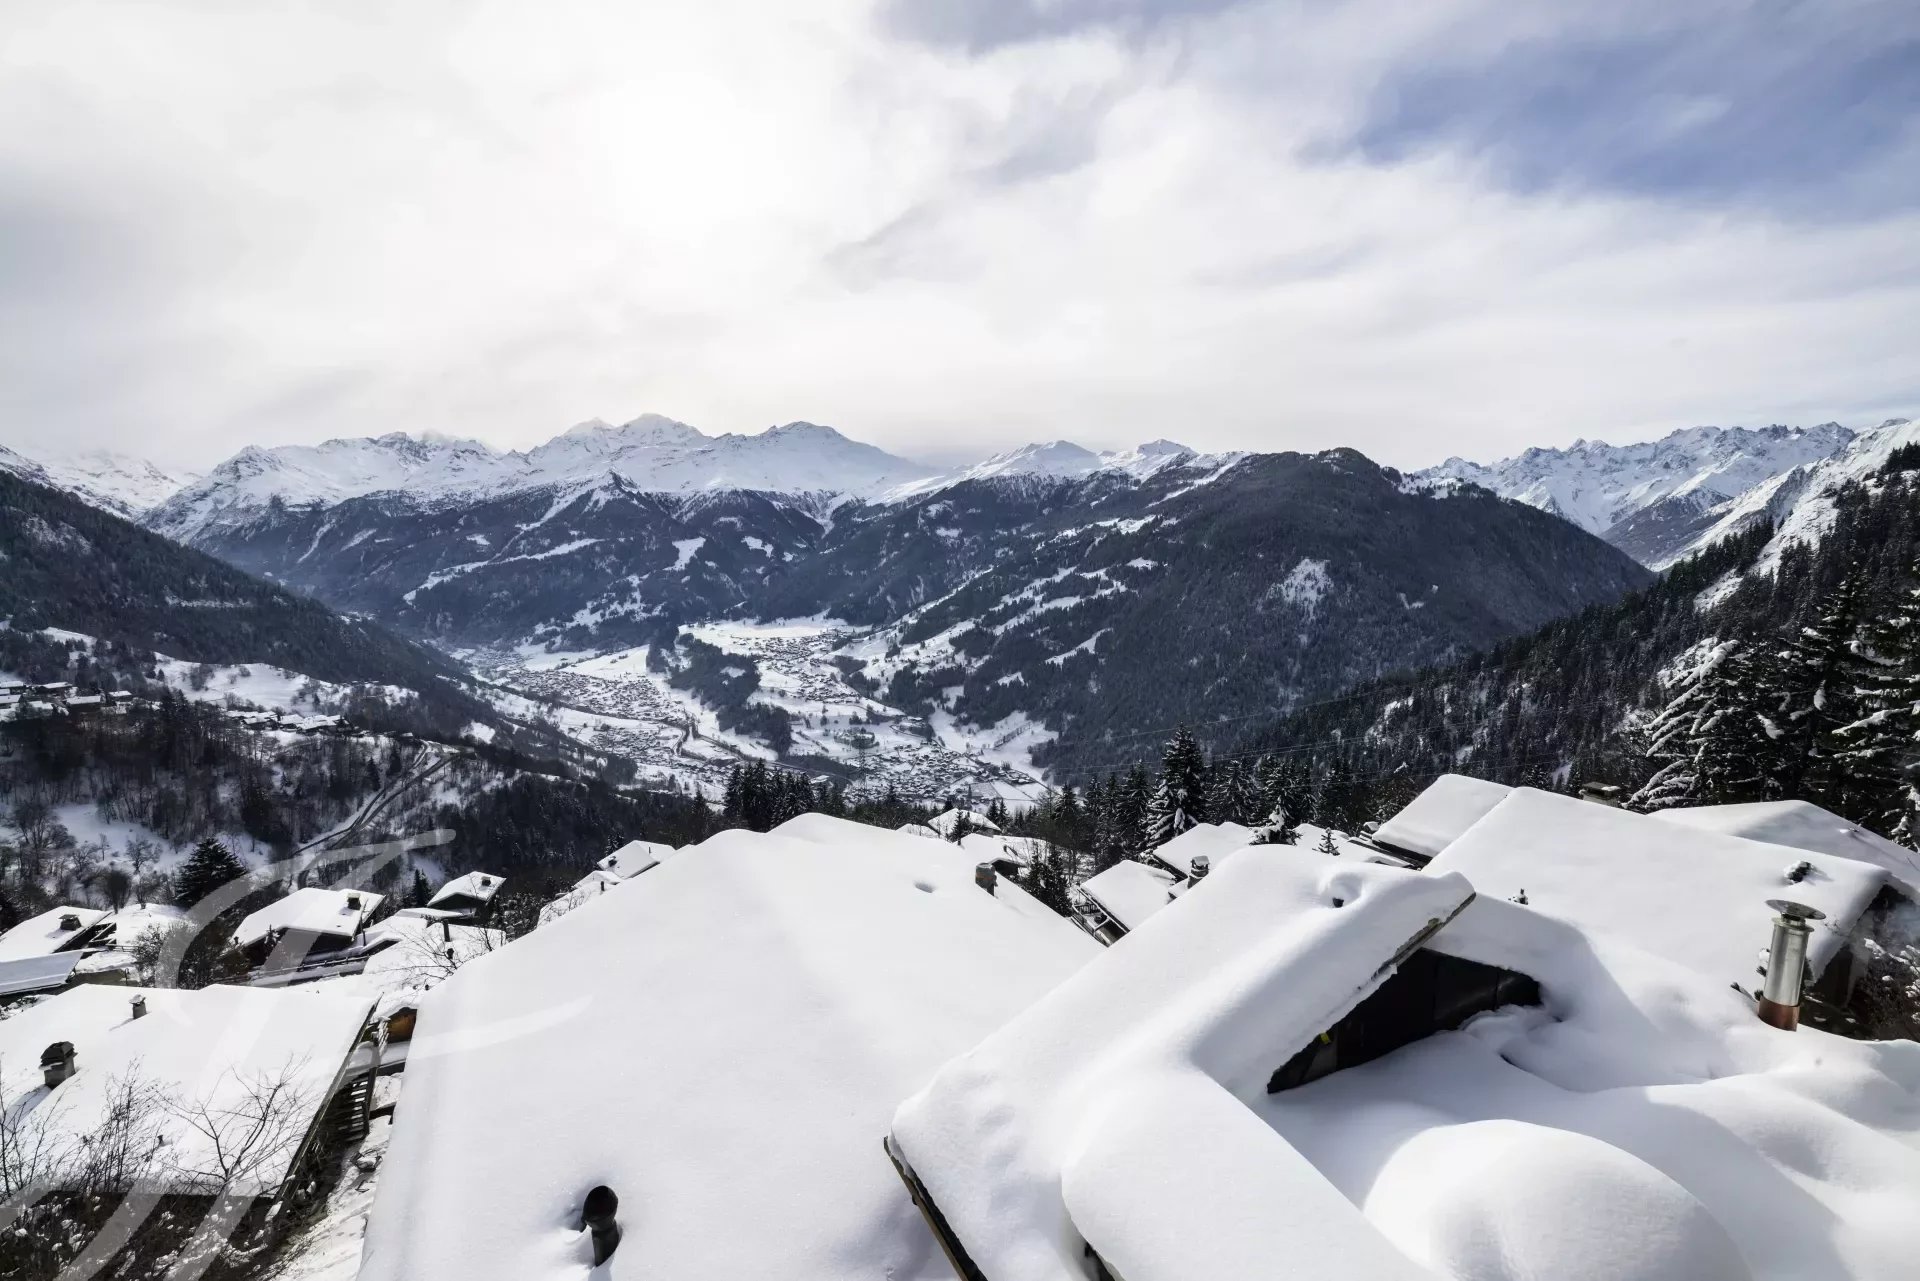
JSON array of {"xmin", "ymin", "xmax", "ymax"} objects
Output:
[
  {"xmin": 1418, "ymin": 422, "xmax": 1857, "ymax": 567},
  {"xmin": 0, "ymin": 443, "xmax": 199, "ymax": 520}
]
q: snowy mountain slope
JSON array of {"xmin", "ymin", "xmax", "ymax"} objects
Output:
[
  {"xmin": 1419, "ymin": 422, "xmax": 1856, "ymax": 566},
  {"xmin": 148, "ymin": 416, "xmax": 942, "ymax": 542},
  {"xmin": 891, "ymin": 437, "xmax": 1213, "ymax": 497},
  {"xmin": 0, "ymin": 442, "xmax": 197, "ymax": 519}
]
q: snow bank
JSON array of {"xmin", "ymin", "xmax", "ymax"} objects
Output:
[
  {"xmin": 1429, "ymin": 789, "xmax": 1891, "ymax": 986},
  {"xmin": 358, "ymin": 816, "xmax": 1096, "ymax": 1281},
  {"xmin": 1371, "ymin": 773, "xmax": 1512, "ymax": 860}
]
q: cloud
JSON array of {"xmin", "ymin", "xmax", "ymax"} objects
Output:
[{"xmin": 0, "ymin": 0, "xmax": 1914, "ymax": 474}]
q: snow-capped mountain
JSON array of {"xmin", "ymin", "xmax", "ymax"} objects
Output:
[
  {"xmin": 1418, "ymin": 422, "xmax": 1856, "ymax": 566},
  {"xmin": 0, "ymin": 443, "xmax": 198, "ymax": 520},
  {"xmin": 148, "ymin": 415, "xmax": 943, "ymax": 541},
  {"xmin": 897, "ymin": 437, "xmax": 1210, "ymax": 494}
]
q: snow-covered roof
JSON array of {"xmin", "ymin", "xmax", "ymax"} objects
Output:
[
  {"xmin": 0, "ymin": 983, "xmax": 372, "ymax": 1195},
  {"xmin": 927, "ymin": 807, "xmax": 1002, "ymax": 838},
  {"xmin": 1654, "ymin": 800, "xmax": 1920, "ymax": 888},
  {"xmin": 359, "ymin": 815, "xmax": 1096, "ymax": 1281},
  {"xmin": 894, "ymin": 849, "xmax": 1476, "ymax": 1280},
  {"xmin": 536, "ymin": 868, "xmax": 628, "ymax": 928},
  {"xmin": 896, "ymin": 841, "xmax": 1920, "ymax": 1280},
  {"xmin": 595, "ymin": 839, "xmax": 676, "ymax": 878},
  {"xmin": 235, "ymin": 887, "xmax": 384, "ymax": 949},
  {"xmin": 896, "ymin": 821, "xmax": 942, "ymax": 840},
  {"xmin": 78, "ymin": 902, "xmax": 189, "ymax": 949},
  {"xmin": 428, "ymin": 870, "xmax": 505, "ymax": 908},
  {"xmin": 0, "ymin": 905, "xmax": 105, "ymax": 960},
  {"xmin": 1429, "ymin": 788, "xmax": 1892, "ymax": 986},
  {"xmin": 1371, "ymin": 773, "xmax": 1512, "ymax": 859},
  {"xmin": 1078, "ymin": 859, "xmax": 1178, "ymax": 933},
  {"xmin": 347, "ymin": 914, "xmax": 505, "ymax": 997},
  {"xmin": 958, "ymin": 831, "xmax": 1050, "ymax": 869},
  {"xmin": 1150, "ymin": 821, "xmax": 1259, "ymax": 876},
  {"xmin": 0, "ymin": 951, "xmax": 84, "ymax": 997}
]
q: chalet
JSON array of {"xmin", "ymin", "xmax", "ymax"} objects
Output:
[
  {"xmin": 235, "ymin": 887, "xmax": 384, "ymax": 971},
  {"xmin": 0, "ymin": 983, "xmax": 375, "ymax": 1265},
  {"xmin": 596, "ymin": 838, "xmax": 677, "ymax": 878},
  {"xmin": 888, "ymin": 836, "xmax": 1920, "ymax": 1279},
  {"xmin": 31, "ymin": 680, "xmax": 73, "ymax": 698},
  {"xmin": 927, "ymin": 807, "xmax": 1002, "ymax": 839},
  {"xmin": 0, "ymin": 905, "xmax": 108, "ymax": 961},
  {"xmin": 1075, "ymin": 858, "xmax": 1180, "ymax": 943},
  {"xmin": 537, "ymin": 868, "xmax": 626, "ymax": 928},
  {"xmin": 1367, "ymin": 772, "xmax": 1512, "ymax": 866},
  {"xmin": 427, "ymin": 870, "xmax": 506, "ymax": 921},
  {"xmin": 64, "ymin": 692, "xmax": 104, "ymax": 716},
  {"xmin": 357, "ymin": 816, "xmax": 1095, "ymax": 1281}
]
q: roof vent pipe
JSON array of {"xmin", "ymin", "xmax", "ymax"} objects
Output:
[
  {"xmin": 974, "ymin": 863, "xmax": 996, "ymax": 895},
  {"xmin": 1190, "ymin": 854, "xmax": 1211, "ymax": 882},
  {"xmin": 130, "ymin": 995, "xmax": 147, "ymax": 1020},
  {"xmin": 40, "ymin": 1042, "xmax": 76, "ymax": 1089},
  {"xmin": 1757, "ymin": 899, "xmax": 1826, "ymax": 1031},
  {"xmin": 581, "ymin": 1185, "xmax": 622, "ymax": 1265}
]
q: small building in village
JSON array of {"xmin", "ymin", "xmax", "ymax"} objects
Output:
[
  {"xmin": 426, "ymin": 871, "xmax": 506, "ymax": 922},
  {"xmin": 235, "ymin": 887, "xmax": 384, "ymax": 972}
]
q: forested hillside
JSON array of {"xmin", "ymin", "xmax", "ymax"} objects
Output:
[{"xmin": 1233, "ymin": 452, "xmax": 1920, "ymax": 837}]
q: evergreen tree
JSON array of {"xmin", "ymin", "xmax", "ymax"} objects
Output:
[
  {"xmin": 1146, "ymin": 727, "xmax": 1207, "ymax": 846},
  {"xmin": 1839, "ymin": 564, "xmax": 1920, "ymax": 839},
  {"xmin": 1316, "ymin": 826, "xmax": 1338, "ymax": 856},
  {"xmin": 1633, "ymin": 641, "xmax": 1776, "ymax": 810},
  {"xmin": 1210, "ymin": 760, "xmax": 1260, "ymax": 826},
  {"xmin": 174, "ymin": 837, "xmax": 249, "ymax": 908},
  {"xmin": 1764, "ymin": 566, "xmax": 1870, "ymax": 807},
  {"xmin": 1116, "ymin": 765, "xmax": 1152, "ymax": 856}
]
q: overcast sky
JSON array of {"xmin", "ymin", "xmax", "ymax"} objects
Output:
[{"xmin": 2, "ymin": 0, "xmax": 1916, "ymax": 471}]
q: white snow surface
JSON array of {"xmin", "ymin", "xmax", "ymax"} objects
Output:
[
  {"xmin": 596, "ymin": 839, "xmax": 677, "ymax": 877},
  {"xmin": 893, "ymin": 851, "xmax": 1477, "ymax": 1281},
  {"xmin": 150, "ymin": 417, "xmax": 938, "ymax": 539},
  {"xmin": 357, "ymin": 816, "xmax": 1098, "ymax": 1281},
  {"xmin": 1150, "ymin": 821, "xmax": 1260, "ymax": 877},
  {"xmin": 428, "ymin": 870, "xmax": 505, "ymax": 908},
  {"xmin": 0, "ymin": 905, "xmax": 105, "ymax": 960},
  {"xmin": 1429, "ymin": 789, "xmax": 1894, "ymax": 986},
  {"xmin": 235, "ymin": 887, "xmax": 384, "ymax": 948},
  {"xmin": 1372, "ymin": 773, "xmax": 1514, "ymax": 860},
  {"xmin": 895, "ymin": 842, "xmax": 1920, "ymax": 1280},
  {"xmin": 0, "ymin": 442, "xmax": 198, "ymax": 518},
  {"xmin": 1079, "ymin": 858, "xmax": 1180, "ymax": 932},
  {"xmin": 0, "ymin": 983, "xmax": 371, "ymax": 1195},
  {"xmin": 1654, "ymin": 800, "xmax": 1920, "ymax": 888},
  {"xmin": 1417, "ymin": 422, "xmax": 1856, "ymax": 540}
]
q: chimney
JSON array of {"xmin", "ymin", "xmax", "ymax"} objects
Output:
[
  {"xmin": 1757, "ymin": 899, "xmax": 1826, "ymax": 1031},
  {"xmin": 1190, "ymin": 854, "xmax": 1211, "ymax": 882},
  {"xmin": 40, "ymin": 1042, "xmax": 77, "ymax": 1089},
  {"xmin": 346, "ymin": 893, "xmax": 362, "ymax": 912},
  {"xmin": 581, "ymin": 1185, "xmax": 622, "ymax": 1265},
  {"xmin": 130, "ymin": 995, "xmax": 147, "ymax": 1020},
  {"xmin": 58, "ymin": 912, "xmax": 82, "ymax": 932},
  {"xmin": 974, "ymin": 863, "xmax": 996, "ymax": 895}
]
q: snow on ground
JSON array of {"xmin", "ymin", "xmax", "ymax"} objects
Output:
[
  {"xmin": 269, "ymin": 1106, "xmax": 398, "ymax": 1281},
  {"xmin": 357, "ymin": 816, "xmax": 1097, "ymax": 1281}
]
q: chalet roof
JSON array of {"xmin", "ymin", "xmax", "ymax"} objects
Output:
[
  {"xmin": 1370, "ymin": 773, "xmax": 1512, "ymax": 859},
  {"xmin": 429, "ymin": 870, "xmax": 505, "ymax": 908},
  {"xmin": 235, "ymin": 886, "xmax": 384, "ymax": 949},
  {"xmin": 0, "ymin": 983, "xmax": 371, "ymax": 1195},
  {"xmin": 595, "ymin": 839, "xmax": 676, "ymax": 878},
  {"xmin": 0, "ymin": 952, "xmax": 84, "ymax": 998},
  {"xmin": 927, "ymin": 807, "xmax": 1002, "ymax": 839},
  {"xmin": 358, "ymin": 815, "xmax": 1095, "ymax": 1281},
  {"xmin": 1078, "ymin": 859, "xmax": 1178, "ymax": 933},
  {"xmin": 1653, "ymin": 799, "xmax": 1920, "ymax": 888},
  {"xmin": 1428, "ymin": 788, "xmax": 1893, "ymax": 986},
  {"xmin": 0, "ymin": 905, "xmax": 106, "ymax": 961},
  {"xmin": 1150, "ymin": 821, "xmax": 1259, "ymax": 876},
  {"xmin": 537, "ymin": 868, "xmax": 627, "ymax": 928}
]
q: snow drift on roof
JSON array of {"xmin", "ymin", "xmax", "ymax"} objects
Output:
[
  {"xmin": 358, "ymin": 815, "xmax": 1096, "ymax": 1281},
  {"xmin": 894, "ymin": 849, "xmax": 1475, "ymax": 1281},
  {"xmin": 1429, "ymin": 788, "xmax": 1891, "ymax": 986},
  {"xmin": 0, "ymin": 905, "xmax": 104, "ymax": 960},
  {"xmin": 428, "ymin": 870, "xmax": 505, "ymax": 908},
  {"xmin": 1079, "ymin": 859, "xmax": 1178, "ymax": 932},
  {"xmin": 235, "ymin": 887, "xmax": 384, "ymax": 948},
  {"xmin": 1654, "ymin": 800, "xmax": 1920, "ymax": 888},
  {"xmin": 1372, "ymin": 774, "xmax": 1512, "ymax": 859},
  {"xmin": 595, "ymin": 839, "xmax": 676, "ymax": 878},
  {"xmin": 1151, "ymin": 821, "xmax": 1259, "ymax": 876},
  {"xmin": 0, "ymin": 983, "xmax": 371, "ymax": 1195}
]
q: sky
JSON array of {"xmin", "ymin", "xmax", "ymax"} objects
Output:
[{"xmin": 1, "ymin": 0, "xmax": 1916, "ymax": 472}]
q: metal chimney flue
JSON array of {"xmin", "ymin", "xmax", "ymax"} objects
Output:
[
  {"xmin": 1190, "ymin": 854, "xmax": 1211, "ymax": 882},
  {"xmin": 130, "ymin": 995, "xmax": 147, "ymax": 1020},
  {"xmin": 581, "ymin": 1184, "xmax": 622, "ymax": 1265},
  {"xmin": 974, "ymin": 863, "xmax": 996, "ymax": 895},
  {"xmin": 1757, "ymin": 899, "xmax": 1826, "ymax": 1031}
]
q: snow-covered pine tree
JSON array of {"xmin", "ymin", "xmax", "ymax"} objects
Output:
[
  {"xmin": 1765, "ymin": 566, "xmax": 1870, "ymax": 808},
  {"xmin": 1117, "ymin": 765, "xmax": 1152, "ymax": 856},
  {"xmin": 174, "ymin": 837, "xmax": 249, "ymax": 908},
  {"xmin": 1145, "ymin": 727, "xmax": 1208, "ymax": 846},
  {"xmin": 1839, "ymin": 562, "xmax": 1920, "ymax": 840},
  {"xmin": 1632, "ymin": 641, "xmax": 1775, "ymax": 810},
  {"xmin": 1316, "ymin": 826, "xmax": 1338, "ymax": 856}
]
